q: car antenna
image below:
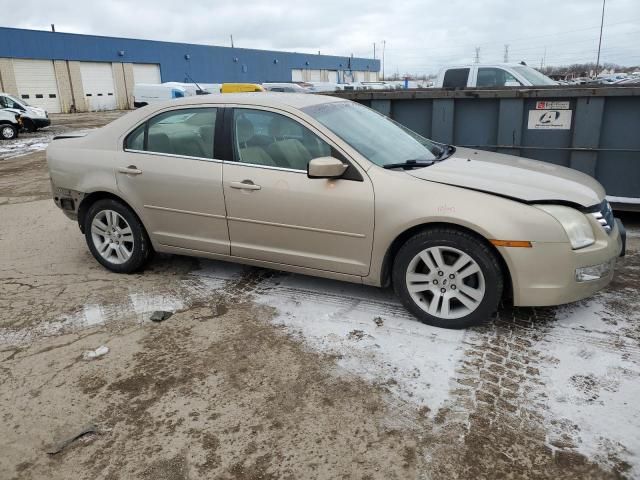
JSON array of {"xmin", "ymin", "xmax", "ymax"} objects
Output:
[{"xmin": 184, "ymin": 72, "xmax": 204, "ymax": 93}]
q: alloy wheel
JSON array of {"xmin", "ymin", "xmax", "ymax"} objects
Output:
[
  {"xmin": 90, "ymin": 209, "xmax": 135, "ymax": 265},
  {"xmin": 1, "ymin": 126, "xmax": 16, "ymax": 139},
  {"xmin": 405, "ymin": 246, "xmax": 486, "ymax": 320}
]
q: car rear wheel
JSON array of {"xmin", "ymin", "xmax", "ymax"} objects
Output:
[
  {"xmin": 392, "ymin": 228, "xmax": 503, "ymax": 329},
  {"xmin": 1, "ymin": 124, "xmax": 18, "ymax": 140},
  {"xmin": 84, "ymin": 199, "xmax": 151, "ymax": 273}
]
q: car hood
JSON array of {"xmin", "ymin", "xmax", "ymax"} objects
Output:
[
  {"xmin": 26, "ymin": 106, "xmax": 47, "ymax": 117},
  {"xmin": 407, "ymin": 147, "xmax": 605, "ymax": 208}
]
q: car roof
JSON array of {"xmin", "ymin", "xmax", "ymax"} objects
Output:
[{"xmin": 154, "ymin": 92, "xmax": 344, "ymax": 110}]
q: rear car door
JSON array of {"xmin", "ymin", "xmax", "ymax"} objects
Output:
[
  {"xmin": 116, "ymin": 107, "xmax": 230, "ymax": 254},
  {"xmin": 222, "ymin": 107, "xmax": 375, "ymax": 276}
]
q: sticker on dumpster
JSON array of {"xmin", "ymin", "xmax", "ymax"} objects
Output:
[
  {"xmin": 536, "ymin": 101, "xmax": 570, "ymax": 110},
  {"xmin": 527, "ymin": 110, "xmax": 572, "ymax": 130}
]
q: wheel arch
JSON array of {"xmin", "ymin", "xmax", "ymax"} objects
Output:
[
  {"xmin": 379, "ymin": 221, "xmax": 513, "ymax": 300},
  {"xmin": 78, "ymin": 190, "xmax": 145, "ymax": 235}
]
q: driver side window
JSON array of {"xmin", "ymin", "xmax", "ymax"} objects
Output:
[{"xmin": 232, "ymin": 108, "xmax": 331, "ymax": 171}]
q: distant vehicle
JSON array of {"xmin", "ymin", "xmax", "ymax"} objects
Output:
[
  {"xmin": 360, "ymin": 81, "xmax": 393, "ymax": 90},
  {"xmin": 0, "ymin": 109, "xmax": 22, "ymax": 140},
  {"xmin": 307, "ymin": 82, "xmax": 340, "ymax": 93},
  {"xmin": 262, "ymin": 83, "xmax": 310, "ymax": 93},
  {"xmin": 613, "ymin": 77, "xmax": 640, "ymax": 85},
  {"xmin": 133, "ymin": 82, "xmax": 217, "ymax": 108},
  {"xmin": 133, "ymin": 84, "xmax": 192, "ymax": 108},
  {"xmin": 435, "ymin": 64, "xmax": 557, "ymax": 89},
  {"xmin": 0, "ymin": 92, "xmax": 50, "ymax": 131},
  {"xmin": 221, "ymin": 83, "xmax": 265, "ymax": 93}
]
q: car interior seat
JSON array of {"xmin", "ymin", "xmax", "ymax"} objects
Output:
[
  {"xmin": 236, "ymin": 116, "xmax": 276, "ymax": 166},
  {"xmin": 266, "ymin": 116, "xmax": 312, "ymax": 170},
  {"xmin": 147, "ymin": 132, "xmax": 172, "ymax": 154}
]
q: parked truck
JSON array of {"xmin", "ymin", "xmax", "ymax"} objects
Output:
[{"xmin": 435, "ymin": 63, "xmax": 557, "ymax": 89}]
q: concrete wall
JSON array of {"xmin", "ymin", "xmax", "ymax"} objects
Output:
[
  {"xmin": 52, "ymin": 60, "xmax": 73, "ymax": 112},
  {"xmin": 67, "ymin": 61, "xmax": 85, "ymax": 112},
  {"xmin": 111, "ymin": 62, "xmax": 130, "ymax": 110},
  {"xmin": 0, "ymin": 58, "xmax": 18, "ymax": 95}
]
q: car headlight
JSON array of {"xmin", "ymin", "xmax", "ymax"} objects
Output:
[{"xmin": 536, "ymin": 205, "xmax": 595, "ymax": 249}]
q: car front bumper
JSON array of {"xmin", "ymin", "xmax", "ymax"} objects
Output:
[
  {"xmin": 32, "ymin": 117, "xmax": 51, "ymax": 128},
  {"xmin": 500, "ymin": 218, "xmax": 625, "ymax": 307}
]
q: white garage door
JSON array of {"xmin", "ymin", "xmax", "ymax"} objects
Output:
[
  {"xmin": 291, "ymin": 69, "xmax": 303, "ymax": 82},
  {"xmin": 326, "ymin": 70, "xmax": 339, "ymax": 83},
  {"xmin": 80, "ymin": 62, "xmax": 117, "ymax": 111},
  {"xmin": 13, "ymin": 59, "xmax": 62, "ymax": 113},
  {"xmin": 308, "ymin": 69, "xmax": 322, "ymax": 82},
  {"xmin": 133, "ymin": 63, "xmax": 161, "ymax": 84}
]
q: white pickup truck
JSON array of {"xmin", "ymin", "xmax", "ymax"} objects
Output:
[{"xmin": 435, "ymin": 63, "xmax": 557, "ymax": 88}]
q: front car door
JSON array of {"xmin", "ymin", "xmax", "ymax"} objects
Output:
[
  {"xmin": 222, "ymin": 107, "xmax": 374, "ymax": 276},
  {"xmin": 116, "ymin": 106, "xmax": 230, "ymax": 254}
]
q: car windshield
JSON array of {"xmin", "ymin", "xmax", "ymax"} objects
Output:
[
  {"xmin": 8, "ymin": 95, "xmax": 29, "ymax": 107},
  {"xmin": 511, "ymin": 66, "xmax": 556, "ymax": 86},
  {"xmin": 301, "ymin": 101, "xmax": 442, "ymax": 166}
]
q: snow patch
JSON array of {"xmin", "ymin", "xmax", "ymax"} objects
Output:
[
  {"xmin": 538, "ymin": 295, "xmax": 640, "ymax": 476},
  {"xmin": 253, "ymin": 274, "xmax": 467, "ymax": 411}
]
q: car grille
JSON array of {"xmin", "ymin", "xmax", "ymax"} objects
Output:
[{"xmin": 591, "ymin": 200, "xmax": 615, "ymax": 235}]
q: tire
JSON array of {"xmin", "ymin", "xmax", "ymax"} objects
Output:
[
  {"xmin": 392, "ymin": 228, "xmax": 503, "ymax": 329},
  {"xmin": 84, "ymin": 199, "xmax": 151, "ymax": 273},
  {"xmin": 0, "ymin": 124, "xmax": 18, "ymax": 140}
]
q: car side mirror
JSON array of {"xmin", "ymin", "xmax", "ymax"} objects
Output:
[{"xmin": 307, "ymin": 157, "xmax": 348, "ymax": 179}]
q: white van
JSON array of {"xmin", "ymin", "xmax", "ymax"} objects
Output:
[
  {"xmin": 435, "ymin": 64, "xmax": 557, "ymax": 88},
  {"xmin": 0, "ymin": 93, "xmax": 50, "ymax": 131},
  {"xmin": 133, "ymin": 83, "xmax": 217, "ymax": 107},
  {"xmin": 133, "ymin": 84, "xmax": 191, "ymax": 108}
]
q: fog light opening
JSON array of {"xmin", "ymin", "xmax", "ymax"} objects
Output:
[{"xmin": 575, "ymin": 261, "xmax": 614, "ymax": 282}]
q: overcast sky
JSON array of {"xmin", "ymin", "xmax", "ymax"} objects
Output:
[{"xmin": 3, "ymin": 0, "xmax": 639, "ymax": 75}]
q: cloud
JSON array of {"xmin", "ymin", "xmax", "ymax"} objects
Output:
[{"xmin": 3, "ymin": 0, "xmax": 639, "ymax": 74}]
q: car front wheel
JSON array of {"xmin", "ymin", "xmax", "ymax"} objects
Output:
[
  {"xmin": 84, "ymin": 199, "xmax": 151, "ymax": 273},
  {"xmin": 1, "ymin": 124, "xmax": 18, "ymax": 140},
  {"xmin": 392, "ymin": 228, "xmax": 503, "ymax": 329}
]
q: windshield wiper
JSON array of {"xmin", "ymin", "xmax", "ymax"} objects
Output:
[{"xmin": 382, "ymin": 159, "xmax": 435, "ymax": 170}]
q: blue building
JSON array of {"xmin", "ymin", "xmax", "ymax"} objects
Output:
[{"xmin": 0, "ymin": 26, "xmax": 379, "ymax": 112}]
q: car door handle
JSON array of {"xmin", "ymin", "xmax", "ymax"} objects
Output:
[
  {"xmin": 117, "ymin": 165, "xmax": 142, "ymax": 175},
  {"xmin": 230, "ymin": 180, "xmax": 261, "ymax": 191}
]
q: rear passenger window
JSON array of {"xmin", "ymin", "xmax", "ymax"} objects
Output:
[
  {"xmin": 443, "ymin": 68, "xmax": 470, "ymax": 88},
  {"xmin": 124, "ymin": 108, "xmax": 217, "ymax": 159}
]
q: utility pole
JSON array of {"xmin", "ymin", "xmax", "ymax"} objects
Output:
[
  {"xmin": 503, "ymin": 44, "xmax": 509, "ymax": 63},
  {"xmin": 51, "ymin": 24, "xmax": 55, "ymax": 32},
  {"xmin": 382, "ymin": 40, "xmax": 386, "ymax": 80},
  {"xmin": 595, "ymin": 0, "xmax": 606, "ymax": 78},
  {"xmin": 474, "ymin": 47, "xmax": 480, "ymax": 64},
  {"xmin": 230, "ymin": 34, "xmax": 234, "ymax": 48},
  {"xmin": 373, "ymin": 42, "xmax": 376, "ymax": 60}
]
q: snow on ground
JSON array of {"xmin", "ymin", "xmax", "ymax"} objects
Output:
[
  {"xmin": 537, "ymin": 295, "xmax": 640, "ymax": 475},
  {"xmin": 0, "ymin": 131, "xmax": 55, "ymax": 159},
  {"xmin": 252, "ymin": 274, "xmax": 467, "ymax": 411},
  {"xmin": 3, "ymin": 249, "xmax": 639, "ymax": 474},
  {"xmin": 0, "ymin": 128, "xmax": 92, "ymax": 159}
]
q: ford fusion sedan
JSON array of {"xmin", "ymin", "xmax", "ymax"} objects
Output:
[{"xmin": 46, "ymin": 93, "xmax": 625, "ymax": 329}]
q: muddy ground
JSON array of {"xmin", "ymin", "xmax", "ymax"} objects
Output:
[{"xmin": 1, "ymin": 111, "xmax": 639, "ymax": 479}]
